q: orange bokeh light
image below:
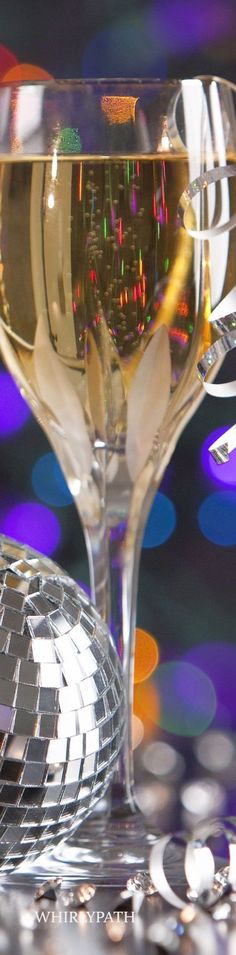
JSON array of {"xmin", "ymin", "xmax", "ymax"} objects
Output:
[
  {"xmin": 1, "ymin": 64, "xmax": 53, "ymax": 84},
  {"xmin": 134, "ymin": 627, "xmax": 159, "ymax": 684},
  {"xmin": 134, "ymin": 680, "xmax": 160, "ymax": 739},
  {"xmin": 101, "ymin": 95, "xmax": 138, "ymax": 125}
]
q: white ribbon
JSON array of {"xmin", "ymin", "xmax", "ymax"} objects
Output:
[
  {"xmin": 198, "ymin": 290, "xmax": 236, "ymax": 397},
  {"xmin": 178, "ymin": 159, "xmax": 236, "ymax": 465},
  {"xmin": 184, "ymin": 843, "xmax": 215, "ymax": 896},
  {"xmin": 197, "ymin": 292, "xmax": 236, "ymax": 462},
  {"xmin": 178, "ymin": 164, "xmax": 236, "ymax": 240},
  {"xmin": 178, "ymin": 163, "xmax": 236, "ymax": 466},
  {"xmin": 149, "ymin": 834, "xmax": 186, "ymax": 909}
]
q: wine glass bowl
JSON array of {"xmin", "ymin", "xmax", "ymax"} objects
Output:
[{"xmin": 0, "ymin": 78, "xmax": 235, "ymax": 882}]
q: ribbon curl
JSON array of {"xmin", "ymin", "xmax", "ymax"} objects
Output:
[{"xmin": 178, "ymin": 164, "xmax": 236, "ymax": 465}]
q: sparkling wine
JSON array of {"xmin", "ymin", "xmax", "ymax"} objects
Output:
[{"xmin": 0, "ymin": 156, "xmax": 222, "ymax": 505}]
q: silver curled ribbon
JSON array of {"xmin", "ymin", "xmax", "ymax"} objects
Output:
[
  {"xmin": 149, "ymin": 828, "xmax": 216, "ymax": 910},
  {"xmin": 150, "ymin": 833, "xmax": 188, "ymax": 909},
  {"xmin": 178, "ymin": 163, "xmax": 236, "ymax": 240},
  {"xmin": 197, "ymin": 313, "xmax": 236, "ymax": 462},
  {"xmin": 149, "ymin": 819, "xmax": 235, "ymax": 912},
  {"xmin": 178, "ymin": 163, "xmax": 236, "ymax": 464}
]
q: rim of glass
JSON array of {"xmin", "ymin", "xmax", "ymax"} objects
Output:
[
  {"xmin": 0, "ymin": 75, "xmax": 234, "ymax": 90},
  {"xmin": 0, "ymin": 77, "xmax": 177, "ymax": 89}
]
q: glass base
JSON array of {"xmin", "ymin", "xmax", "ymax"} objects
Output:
[{"xmin": 7, "ymin": 812, "xmax": 161, "ymax": 888}]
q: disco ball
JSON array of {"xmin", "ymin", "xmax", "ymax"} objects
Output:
[{"xmin": 0, "ymin": 536, "xmax": 124, "ymax": 871}]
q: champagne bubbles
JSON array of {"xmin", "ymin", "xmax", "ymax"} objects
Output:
[{"xmin": 57, "ymin": 128, "xmax": 82, "ymax": 154}]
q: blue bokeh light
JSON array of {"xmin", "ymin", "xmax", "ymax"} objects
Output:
[
  {"xmin": 32, "ymin": 453, "xmax": 72, "ymax": 508},
  {"xmin": 82, "ymin": 1, "xmax": 229, "ymax": 79},
  {"xmin": 0, "ymin": 370, "xmax": 30, "ymax": 437},
  {"xmin": 0, "ymin": 502, "xmax": 61, "ymax": 556},
  {"xmin": 198, "ymin": 491, "xmax": 236, "ymax": 546},
  {"xmin": 201, "ymin": 427, "xmax": 236, "ymax": 486},
  {"xmin": 82, "ymin": 14, "xmax": 166, "ymax": 78},
  {"xmin": 142, "ymin": 492, "xmax": 176, "ymax": 548}
]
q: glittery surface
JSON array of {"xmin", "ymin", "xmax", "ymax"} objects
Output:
[{"xmin": 0, "ymin": 535, "xmax": 124, "ymax": 872}]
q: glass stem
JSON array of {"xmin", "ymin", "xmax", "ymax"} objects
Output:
[{"xmin": 84, "ymin": 512, "xmax": 143, "ymax": 816}]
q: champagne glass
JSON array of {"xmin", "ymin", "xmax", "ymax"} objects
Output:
[{"xmin": 0, "ymin": 77, "xmax": 235, "ymax": 884}]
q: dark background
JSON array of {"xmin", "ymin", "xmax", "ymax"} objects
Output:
[
  {"xmin": 0, "ymin": 0, "xmax": 235, "ymax": 83},
  {"xmin": 0, "ymin": 0, "xmax": 236, "ymax": 821}
]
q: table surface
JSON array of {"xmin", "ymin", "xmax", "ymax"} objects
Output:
[{"xmin": 0, "ymin": 844, "xmax": 232, "ymax": 955}]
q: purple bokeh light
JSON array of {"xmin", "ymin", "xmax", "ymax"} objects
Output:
[
  {"xmin": 0, "ymin": 502, "xmax": 61, "ymax": 556},
  {"xmin": 184, "ymin": 642, "xmax": 236, "ymax": 729},
  {"xmin": 201, "ymin": 427, "xmax": 236, "ymax": 486},
  {"xmin": 150, "ymin": 0, "xmax": 231, "ymax": 51},
  {"xmin": 154, "ymin": 661, "xmax": 216, "ymax": 736},
  {"xmin": 0, "ymin": 371, "xmax": 30, "ymax": 437},
  {"xmin": 82, "ymin": 1, "xmax": 232, "ymax": 79}
]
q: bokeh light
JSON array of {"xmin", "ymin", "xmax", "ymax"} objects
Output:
[
  {"xmin": 57, "ymin": 128, "xmax": 82, "ymax": 153},
  {"xmin": 1, "ymin": 64, "xmax": 52, "ymax": 83},
  {"xmin": 32, "ymin": 452, "xmax": 72, "ymax": 508},
  {"xmin": 194, "ymin": 731, "xmax": 235, "ymax": 772},
  {"xmin": 180, "ymin": 778, "xmax": 226, "ymax": 819},
  {"xmin": 0, "ymin": 370, "xmax": 31, "ymax": 436},
  {"xmin": 201, "ymin": 427, "xmax": 236, "ymax": 486},
  {"xmin": 142, "ymin": 492, "xmax": 176, "ymax": 548},
  {"xmin": 154, "ymin": 661, "xmax": 217, "ymax": 736},
  {"xmin": 82, "ymin": 14, "xmax": 166, "ymax": 78},
  {"xmin": 134, "ymin": 680, "xmax": 160, "ymax": 739},
  {"xmin": 132, "ymin": 714, "xmax": 144, "ymax": 750},
  {"xmin": 184, "ymin": 642, "xmax": 236, "ymax": 728},
  {"xmin": 150, "ymin": 0, "xmax": 230, "ymax": 53},
  {"xmin": 82, "ymin": 1, "xmax": 228, "ymax": 81},
  {"xmin": 0, "ymin": 502, "xmax": 61, "ymax": 556},
  {"xmin": 0, "ymin": 46, "xmax": 18, "ymax": 81},
  {"xmin": 101, "ymin": 96, "xmax": 138, "ymax": 125},
  {"xmin": 198, "ymin": 491, "xmax": 236, "ymax": 546},
  {"xmin": 136, "ymin": 780, "xmax": 175, "ymax": 818},
  {"xmin": 134, "ymin": 628, "xmax": 159, "ymax": 684},
  {"xmin": 142, "ymin": 740, "xmax": 185, "ymax": 780}
]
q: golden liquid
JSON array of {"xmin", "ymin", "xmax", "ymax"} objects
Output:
[
  {"xmin": 0, "ymin": 158, "xmax": 197, "ymax": 363},
  {"xmin": 0, "ymin": 156, "xmax": 229, "ymax": 500}
]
